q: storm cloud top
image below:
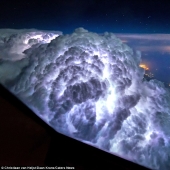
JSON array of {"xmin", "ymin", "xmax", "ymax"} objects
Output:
[{"xmin": 0, "ymin": 28, "xmax": 170, "ymax": 170}]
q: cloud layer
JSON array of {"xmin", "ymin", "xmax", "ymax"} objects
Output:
[{"xmin": 0, "ymin": 28, "xmax": 170, "ymax": 170}]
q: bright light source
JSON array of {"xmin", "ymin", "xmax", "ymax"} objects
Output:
[{"xmin": 139, "ymin": 64, "xmax": 149, "ymax": 70}]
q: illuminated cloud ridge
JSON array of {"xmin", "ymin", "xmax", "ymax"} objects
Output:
[{"xmin": 0, "ymin": 28, "xmax": 170, "ymax": 170}]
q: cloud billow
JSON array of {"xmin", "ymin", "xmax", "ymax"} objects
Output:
[{"xmin": 0, "ymin": 28, "xmax": 170, "ymax": 170}]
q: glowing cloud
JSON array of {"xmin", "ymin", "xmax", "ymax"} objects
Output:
[
  {"xmin": 139, "ymin": 64, "xmax": 149, "ymax": 70},
  {"xmin": 0, "ymin": 28, "xmax": 170, "ymax": 170}
]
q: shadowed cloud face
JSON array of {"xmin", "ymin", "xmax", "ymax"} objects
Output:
[{"xmin": 0, "ymin": 28, "xmax": 170, "ymax": 170}]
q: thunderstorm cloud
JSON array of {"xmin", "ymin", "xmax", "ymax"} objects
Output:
[{"xmin": 0, "ymin": 28, "xmax": 170, "ymax": 170}]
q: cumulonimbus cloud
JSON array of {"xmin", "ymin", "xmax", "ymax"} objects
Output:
[{"xmin": 0, "ymin": 28, "xmax": 170, "ymax": 170}]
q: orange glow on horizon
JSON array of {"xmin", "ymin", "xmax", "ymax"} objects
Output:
[{"xmin": 139, "ymin": 64, "xmax": 149, "ymax": 70}]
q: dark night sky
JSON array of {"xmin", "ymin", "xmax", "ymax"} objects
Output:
[{"xmin": 1, "ymin": 0, "xmax": 170, "ymax": 33}]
